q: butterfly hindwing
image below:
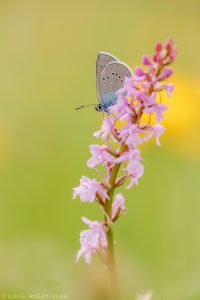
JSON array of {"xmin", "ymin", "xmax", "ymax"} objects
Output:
[{"xmin": 98, "ymin": 61, "xmax": 132, "ymax": 111}]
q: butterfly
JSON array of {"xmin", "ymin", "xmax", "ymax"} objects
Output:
[{"xmin": 76, "ymin": 52, "xmax": 132, "ymax": 112}]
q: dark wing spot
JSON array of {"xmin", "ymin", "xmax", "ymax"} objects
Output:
[
  {"xmin": 103, "ymin": 77, "xmax": 105, "ymax": 80},
  {"xmin": 121, "ymin": 80, "xmax": 123, "ymax": 82},
  {"xmin": 107, "ymin": 76, "xmax": 109, "ymax": 78},
  {"xmin": 119, "ymin": 76, "xmax": 121, "ymax": 78},
  {"xmin": 112, "ymin": 72, "xmax": 114, "ymax": 75},
  {"xmin": 116, "ymin": 73, "xmax": 118, "ymax": 75}
]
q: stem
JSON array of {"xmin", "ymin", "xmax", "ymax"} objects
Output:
[
  {"xmin": 104, "ymin": 145, "xmax": 127, "ymax": 300},
  {"xmin": 106, "ymin": 224, "xmax": 119, "ymax": 300},
  {"xmin": 105, "ymin": 163, "xmax": 121, "ymax": 300},
  {"xmin": 105, "ymin": 163, "xmax": 121, "ymax": 216}
]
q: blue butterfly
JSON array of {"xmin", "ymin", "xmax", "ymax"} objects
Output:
[{"xmin": 76, "ymin": 52, "xmax": 132, "ymax": 112}]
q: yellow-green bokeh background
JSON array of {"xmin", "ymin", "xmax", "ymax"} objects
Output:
[{"xmin": 0, "ymin": 1, "xmax": 200, "ymax": 299}]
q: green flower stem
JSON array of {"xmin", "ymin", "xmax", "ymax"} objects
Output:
[
  {"xmin": 105, "ymin": 163, "xmax": 121, "ymax": 300},
  {"xmin": 104, "ymin": 144, "xmax": 127, "ymax": 300},
  {"xmin": 105, "ymin": 163, "xmax": 121, "ymax": 216}
]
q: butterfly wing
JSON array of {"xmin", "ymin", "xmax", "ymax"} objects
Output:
[
  {"xmin": 96, "ymin": 52, "xmax": 118, "ymax": 102},
  {"xmin": 98, "ymin": 61, "xmax": 132, "ymax": 111}
]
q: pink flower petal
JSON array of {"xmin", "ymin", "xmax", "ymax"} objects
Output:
[
  {"xmin": 76, "ymin": 217, "xmax": 108, "ymax": 264},
  {"xmin": 142, "ymin": 55, "xmax": 152, "ymax": 66}
]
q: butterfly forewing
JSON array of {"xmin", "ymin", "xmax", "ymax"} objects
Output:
[{"xmin": 96, "ymin": 52, "xmax": 118, "ymax": 102}]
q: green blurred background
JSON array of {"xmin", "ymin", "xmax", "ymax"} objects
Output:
[{"xmin": 0, "ymin": 1, "xmax": 200, "ymax": 299}]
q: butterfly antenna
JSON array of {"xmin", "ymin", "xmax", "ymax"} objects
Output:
[{"xmin": 75, "ymin": 104, "xmax": 97, "ymax": 110}]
